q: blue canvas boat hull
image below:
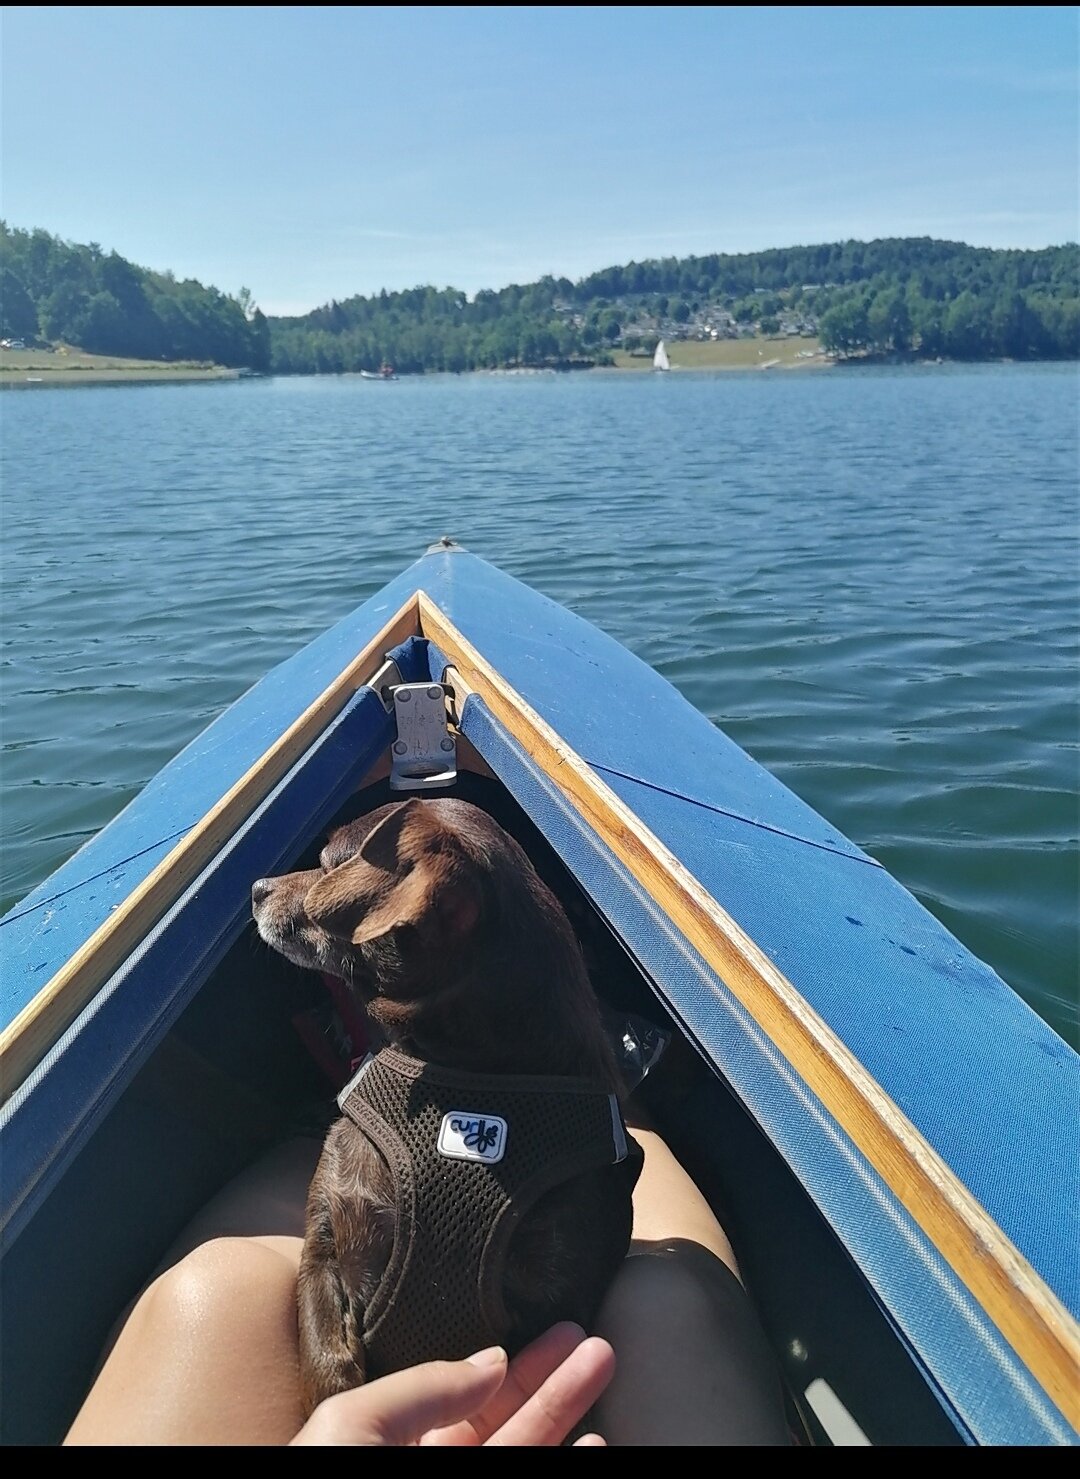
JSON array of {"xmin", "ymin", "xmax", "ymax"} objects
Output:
[{"xmin": 1, "ymin": 545, "xmax": 1077, "ymax": 1445}]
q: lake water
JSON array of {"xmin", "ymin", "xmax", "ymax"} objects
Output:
[{"xmin": 1, "ymin": 363, "xmax": 1077, "ymax": 1047}]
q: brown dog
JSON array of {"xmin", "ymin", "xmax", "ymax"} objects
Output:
[{"xmin": 252, "ymin": 795, "xmax": 642, "ymax": 1414}]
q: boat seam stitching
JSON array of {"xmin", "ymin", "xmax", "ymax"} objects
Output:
[
  {"xmin": 0, "ymin": 827, "xmax": 194, "ymax": 927},
  {"xmin": 586, "ymin": 761, "xmax": 884, "ymax": 867}
]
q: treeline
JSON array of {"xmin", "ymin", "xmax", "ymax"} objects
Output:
[
  {"xmin": 580, "ymin": 238, "xmax": 1079, "ymax": 360},
  {"xmin": 817, "ymin": 280, "xmax": 1078, "ymax": 360},
  {"xmin": 2, "ymin": 226, "xmax": 1076, "ymax": 371},
  {"xmin": 587, "ymin": 238, "xmax": 1079, "ymax": 360},
  {"xmin": 270, "ymin": 283, "xmax": 606, "ymax": 375},
  {"xmin": 273, "ymin": 237, "xmax": 1077, "ymax": 371},
  {"xmin": 574, "ymin": 237, "xmax": 1076, "ymax": 305},
  {"xmin": 0, "ymin": 223, "xmax": 270, "ymax": 369}
]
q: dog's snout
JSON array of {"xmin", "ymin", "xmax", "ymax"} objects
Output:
[{"xmin": 251, "ymin": 877, "xmax": 274, "ymax": 908}]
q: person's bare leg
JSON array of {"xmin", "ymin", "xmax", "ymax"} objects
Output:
[
  {"xmin": 65, "ymin": 1235, "xmax": 305, "ymax": 1446},
  {"xmin": 66, "ymin": 1128, "xmax": 787, "ymax": 1446},
  {"xmin": 591, "ymin": 1125, "xmax": 791, "ymax": 1445},
  {"xmin": 88, "ymin": 1135, "xmax": 322, "ymax": 1374},
  {"xmin": 66, "ymin": 1138, "xmax": 320, "ymax": 1445},
  {"xmin": 624, "ymin": 1125, "xmax": 741, "ymax": 1273}
]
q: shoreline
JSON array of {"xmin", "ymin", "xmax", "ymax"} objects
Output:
[
  {"xmin": 5, "ymin": 352, "xmax": 1070, "ymax": 387},
  {"xmin": 604, "ymin": 335, "xmax": 829, "ymax": 372},
  {"xmin": 0, "ymin": 345, "xmax": 243, "ymax": 388},
  {"xmin": 596, "ymin": 357, "xmax": 832, "ymax": 373},
  {"xmin": 1, "ymin": 368, "xmax": 240, "ymax": 387}
]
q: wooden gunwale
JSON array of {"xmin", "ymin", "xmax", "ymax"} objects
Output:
[
  {"xmin": 418, "ymin": 591, "xmax": 1080, "ymax": 1431},
  {"xmin": 0, "ymin": 596, "xmax": 420, "ymax": 1104}
]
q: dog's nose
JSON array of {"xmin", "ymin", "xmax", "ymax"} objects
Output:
[{"xmin": 251, "ymin": 878, "xmax": 274, "ymax": 908}]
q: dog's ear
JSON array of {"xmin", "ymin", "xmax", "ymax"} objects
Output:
[
  {"xmin": 346, "ymin": 862, "xmax": 480, "ymax": 947},
  {"xmin": 305, "ymin": 799, "xmax": 482, "ymax": 948},
  {"xmin": 355, "ymin": 797, "xmax": 425, "ymax": 870},
  {"xmin": 319, "ymin": 801, "xmax": 414, "ymax": 871}
]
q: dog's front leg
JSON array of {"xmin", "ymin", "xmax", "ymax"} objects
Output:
[
  {"xmin": 297, "ymin": 1209, "xmax": 369, "ymax": 1415},
  {"xmin": 297, "ymin": 1125, "xmax": 394, "ymax": 1415}
]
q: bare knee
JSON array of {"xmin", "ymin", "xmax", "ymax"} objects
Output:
[
  {"xmin": 67, "ymin": 1237, "xmax": 306, "ymax": 1445},
  {"xmin": 143, "ymin": 1236, "xmax": 298, "ymax": 1341}
]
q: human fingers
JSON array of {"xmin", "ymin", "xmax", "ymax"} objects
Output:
[
  {"xmin": 421, "ymin": 1322, "xmax": 590, "ymax": 1446},
  {"xmin": 484, "ymin": 1336, "xmax": 616, "ymax": 1447},
  {"xmin": 290, "ymin": 1347, "xmax": 508, "ymax": 1446}
]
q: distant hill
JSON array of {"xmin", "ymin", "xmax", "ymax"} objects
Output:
[
  {"xmin": 0, "ymin": 223, "xmax": 270, "ymax": 370},
  {"xmin": 269, "ymin": 237, "xmax": 1080, "ymax": 373},
  {"xmin": 2, "ymin": 225, "xmax": 1075, "ymax": 374}
]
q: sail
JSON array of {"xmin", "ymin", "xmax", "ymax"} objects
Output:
[{"xmin": 653, "ymin": 340, "xmax": 670, "ymax": 371}]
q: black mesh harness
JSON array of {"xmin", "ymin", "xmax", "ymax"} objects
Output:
[{"xmin": 337, "ymin": 1047, "xmax": 637, "ymax": 1376}]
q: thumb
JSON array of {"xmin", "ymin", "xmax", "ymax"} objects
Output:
[{"xmin": 292, "ymin": 1348, "xmax": 509, "ymax": 1446}]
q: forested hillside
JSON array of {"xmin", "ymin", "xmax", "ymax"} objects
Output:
[
  {"xmin": 0, "ymin": 223, "xmax": 270, "ymax": 369},
  {"xmin": 2, "ymin": 225, "xmax": 1076, "ymax": 373},
  {"xmin": 579, "ymin": 238, "xmax": 1080, "ymax": 360},
  {"xmin": 270, "ymin": 237, "xmax": 1079, "ymax": 372},
  {"xmin": 269, "ymin": 282, "xmax": 601, "ymax": 374}
]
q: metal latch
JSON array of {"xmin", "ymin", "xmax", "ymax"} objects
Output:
[{"xmin": 389, "ymin": 683, "xmax": 457, "ymax": 791}]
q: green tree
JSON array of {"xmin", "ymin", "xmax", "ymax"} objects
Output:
[
  {"xmin": 79, "ymin": 291, "xmax": 126, "ymax": 352},
  {"xmin": 944, "ymin": 293, "xmax": 990, "ymax": 358},
  {"xmin": 248, "ymin": 307, "xmax": 271, "ymax": 371},
  {"xmin": 1, "ymin": 268, "xmax": 38, "ymax": 337},
  {"xmin": 820, "ymin": 297, "xmax": 870, "ymax": 354},
  {"xmin": 40, "ymin": 280, "xmax": 90, "ymax": 342},
  {"xmin": 907, "ymin": 294, "xmax": 943, "ymax": 356},
  {"xmin": 867, "ymin": 289, "xmax": 911, "ymax": 352}
]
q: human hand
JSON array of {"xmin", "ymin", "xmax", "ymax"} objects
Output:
[{"xmin": 290, "ymin": 1322, "xmax": 614, "ymax": 1446}]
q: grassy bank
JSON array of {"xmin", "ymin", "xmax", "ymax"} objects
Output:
[
  {"xmin": 608, "ymin": 336, "xmax": 828, "ymax": 370},
  {"xmin": 0, "ymin": 346, "xmax": 238, "ymax": 384}
]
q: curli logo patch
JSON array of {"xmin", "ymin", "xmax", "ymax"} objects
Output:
[{"xmin": 437, "ymin": 1111, "xmax": 508, "ymax": 1164}]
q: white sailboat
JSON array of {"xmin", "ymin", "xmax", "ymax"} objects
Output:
[{"xmin": 653, "ymin": 339, "xmax": 671, "ymax": 371}]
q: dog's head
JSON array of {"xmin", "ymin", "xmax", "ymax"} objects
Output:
[
  {"xmin": 252, "ymin": 798, "xmax": 483, "ymax": 985},
  {"xmin": 252, "ymin": 797, "xmax": 613, "ymax": 1077}
]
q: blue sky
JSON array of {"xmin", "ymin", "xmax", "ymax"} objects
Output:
[{"xmin": 2, "ymin": 6, "xmax": 1076, "ymax": 314}]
